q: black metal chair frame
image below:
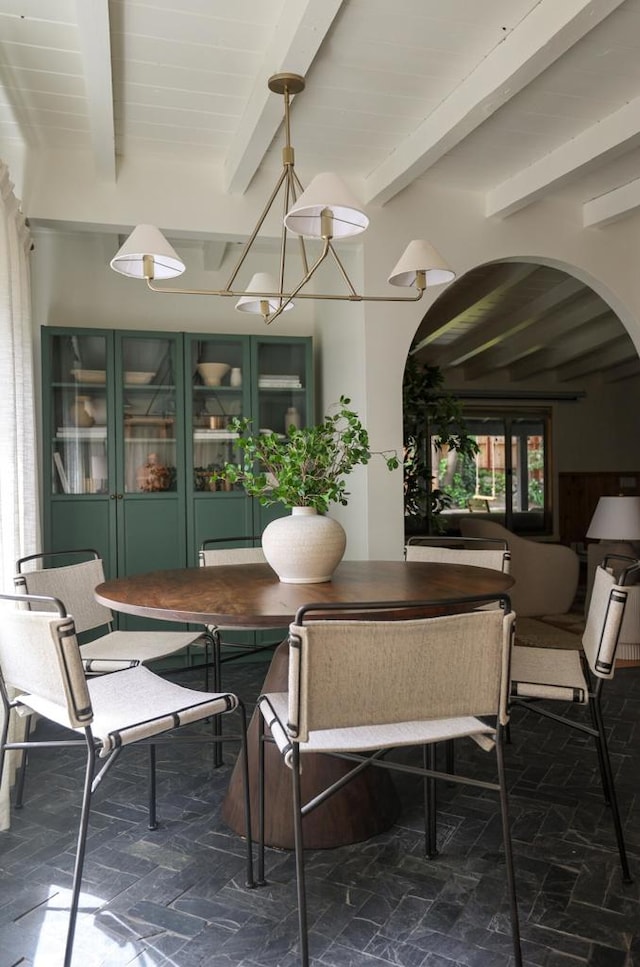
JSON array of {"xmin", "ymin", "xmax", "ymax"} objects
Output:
[
  {"xmin": 0, "ymin": 591, "xmax": 255, "ymax": 967},
  {"xmin": 510, "ymin": 555, "xmax": 639, "ymax": 885},
  {"xmin": 257, "ymin": 594, "xmax": 522, "ymax": 967}
]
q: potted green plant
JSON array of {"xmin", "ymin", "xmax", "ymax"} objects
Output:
[{"xmin": 212, "ymin": 395, "xmax": 398, "ymax": 583}]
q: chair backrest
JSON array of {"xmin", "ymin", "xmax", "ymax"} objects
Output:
[
  {"xmin": 582, "ymin": 564, "xmax": 632, "ymax": 679},
  {"xmin": 287, "ymin": 598, "xmax": 515, "ymax": 743},
  {"xmin": 405, "ymin": 536, "xmax": 510, "ymax": 573},
  {"xmin": 14, "ymin": 550, "xmax": 113, "ymax": 635},
  {"xmin": 199, "ymin": 535, "xmax": 266, "ymax": 567},
  {"xmin": 0, "ymin": 593, "xmax": 93, "ymax": 729}
]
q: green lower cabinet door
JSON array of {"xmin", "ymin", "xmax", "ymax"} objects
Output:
[
  {"xmin": 49, "ymin": 496, "xmax": 114, "ymax": 574},
  {"xmin": 117, "ymin": 494, "xmax": 187, "ymax": 631},
  {"xmin": 191, "ymin": 492, "xmax": 254, "ymax": 566}
]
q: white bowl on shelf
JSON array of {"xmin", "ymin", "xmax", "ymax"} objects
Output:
[
  {"xmin": 71, "ymin": 369, "xmax": 106, "ymax": 384},
  {"xmin": 125, "ymin": 371, "xmax": 155, "ymax": 385},
  {"xmin": 197, "ymin": 362, "xmax": 230, "ymax": 386}
]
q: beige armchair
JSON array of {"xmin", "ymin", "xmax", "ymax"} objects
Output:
[{"xmin": 459, "ymin": 518, "xmax": 579, "ymax": 617}]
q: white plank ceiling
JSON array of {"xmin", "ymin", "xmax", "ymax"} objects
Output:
[{"xmin": 1, "ymin": 0, "xmax": 640, "ymax": 383}]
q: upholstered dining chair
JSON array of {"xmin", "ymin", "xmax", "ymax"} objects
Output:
[
  {"xmin": 405, "ymin": 534, "xmax": 511, "ymax": 574},
  {"xmin": 0, "ymin": 591, "xmax": 254, "ymax": 967},
  {"xmin": 510, "ymin": 559, "xmax": 638, "ymax": 883},
  {"xmin": 199, "ymin": 535, "xmax": 273, "ymax": 686},
  {"xmin": 405, "ymin": 536, "xmax": 511, "ymax": 775},
  {"xmin": 15, "ymin": 549, "xmax": 212, "ymax": 679},
  {"xmin": 256, "ymin": 595, "xmax": 522, "ymax": 967},
  {"xmin": 13, "ymin": 548, "xmax": 214, "ymax": 803},
  {"xmin": 199, "ymin": 535, "xmax": 285, "ymax": 766}
]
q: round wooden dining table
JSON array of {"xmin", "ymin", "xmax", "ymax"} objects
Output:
[{"xmin": 96, "ymin": 560, "xmax": 513, "ymax": 849}]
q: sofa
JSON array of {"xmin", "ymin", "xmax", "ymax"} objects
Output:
[{"xmin": 459, "ymin": 518, "xmax": 579, "ymax": 617}]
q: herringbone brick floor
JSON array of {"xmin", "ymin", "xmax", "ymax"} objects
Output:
[{"xmin": 0, "ymin": 659, "xmax": 639, "ymax": 967}]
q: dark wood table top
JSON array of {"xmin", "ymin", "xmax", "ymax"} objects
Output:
[{"xmin": 95, "ymin": 559, "xmax": 514, "ymax": 628}]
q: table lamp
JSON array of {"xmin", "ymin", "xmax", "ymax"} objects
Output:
[
  {"xmin": 586, "ymin": 495, "xmax": 640, "ymax": 543},
  {"xmin": 584, "ymin": 496, "xmax": 640, "ymax": 614}
]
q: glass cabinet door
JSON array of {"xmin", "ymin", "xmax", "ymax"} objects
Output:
[
  {"xmin": 254, "ymin": 337, "xmax": 310, "ymax": 437},
  {"xmin": 119, "ymin": 335, "xmax": 179, "ymax": 494},
  {"xmin": 48, "ymin": 331, "xmax": 110, "ymax": 495},
  {"xmin": 189, "ymin": 336, "xmax": 249, "ymax": 493}
]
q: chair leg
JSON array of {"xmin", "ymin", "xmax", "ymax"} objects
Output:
[
  {"xmin": 291, "ymin": 745, "xmax": 310, "ymax": 967},
  {"xmin": 591, "ymin": 695, "xmax": 632, "ymax": 883},
  {"xmin": 444, "ymin": 738, "xmax": 455, "ymax": 776},
  {"xmin": 64, "ymin": 733, "xmax": 96, "ymax": 967},
  {"xmin": 588, "ymin": 696, "xmax": 611, "ymax": 807},
  {"xmin": 13, "ymin": 713, "xmax": 31, "ymax": 809},
  {"xmin": 212, "ymin": 631, "xmax": 224, "ymax": 768},
  {"xmin": 496, "ymin": 726, "xmax": 522, "ymax": 967},
  {"xmin": 148, "ymin": 744, "xmax": 158, "ymax": 830},
  {"xmin": 257, "ymin": 712, "xmax": 267, "ymax": 886},
  {"xmin": 237, "ymin": 702, "xmax": 255, "ymax": 889},
  {"xmin": 423, "ymin": 744, "xmax": 438, "ymax": 859}
]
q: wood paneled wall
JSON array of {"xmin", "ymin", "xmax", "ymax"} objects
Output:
[{"xmin": 559, "ymin": 472, "xmax": 640, "ymax": 544}]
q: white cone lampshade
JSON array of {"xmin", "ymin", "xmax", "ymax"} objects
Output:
[
  {"xmin": 586, "ymin": 496, "xmax": 640, "ymax": 540},
  {"xmin": 388, "ymin": 239, "xmax": 455, "ymax": 287},
  {"xmin": 110, "ymin": 225, "xmax": 185, "ymax": 279},
  {"xmin": 235, "ymin": 272, "xmax": 294, "ymax": 314},
  {"xmin": 284, "ymin": 172, "xmax": 369, "ymax": 238}
]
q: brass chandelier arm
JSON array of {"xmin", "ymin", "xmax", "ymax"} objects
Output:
[
  {"xmin": 143, "ymin": 274, "xmax": 426, "ymax": 304},
  {"xmin": 223, "ymin": 165, "xmax": 290, "ymax": 291}
]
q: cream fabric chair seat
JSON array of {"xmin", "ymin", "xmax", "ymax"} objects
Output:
[
  {"xmin": 262, "ymin": 692, "xmax": 496, "ymax": 763},
  {"xmin": 21, "ymin": 665, "xmax": 236, "ymax": 756}
]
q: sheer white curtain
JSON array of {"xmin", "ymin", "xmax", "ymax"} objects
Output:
[{"xmin": 0, "ymin": 161, "xmax": 38, "ymax": 829}]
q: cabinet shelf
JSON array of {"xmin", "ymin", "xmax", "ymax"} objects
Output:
[
  {"xmin": 193, "ymin": 430, "xmax": 239, "ymax": 441},
  {"xmin": 56, "ymin": 427, "xmax": 107, "ymax": 440}
]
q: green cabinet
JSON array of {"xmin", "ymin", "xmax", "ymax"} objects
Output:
[{"xmin": 42, "ymin": 327, "xmax": 313, "ymax": 576}]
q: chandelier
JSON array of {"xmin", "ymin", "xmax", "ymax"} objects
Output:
[{"xmin": 110, "ymin": 72, "xmax": 455, "ymax": 325}]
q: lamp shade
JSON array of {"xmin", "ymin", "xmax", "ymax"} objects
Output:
[
  {"xmin": 387, "ymin": 239, "xmax": 455, "ymax": 287},
  {"xmin": 284, "ymin": 172, "xmax": 368, "ymax": 238},
  {"xmin": 235, "ymin": 272, "xmax": 294, "ymax": 314},
  {"xmin": 586, "ymin": 496, "xmax": 640, "ymax": 540},
  {"xmin": 110, "ymin": 225, "xmax": 185, "ymax": 279}
]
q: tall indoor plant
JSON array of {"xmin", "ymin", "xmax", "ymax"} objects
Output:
[
  {"xmin": 403, "ymin": 353, "xmax": 478, "ymax": 535},
  {"xmin": 213, "ymin": 396, "xmax": 398, "ymax": 583}
]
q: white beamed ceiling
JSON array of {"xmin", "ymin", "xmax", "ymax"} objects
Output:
[
  {"xmin": 2, "ymin": 0, "xmax": 640, "ymax": 383},
  {"xmin": 4, "ymin": 0, "xmax": 640, "ymax": 218}
]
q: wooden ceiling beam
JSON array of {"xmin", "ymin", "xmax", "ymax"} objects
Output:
[
  {"xmin": 487, "ymin": 93, "xmax": 640, "ymax": 219},
  {"xmin": 223, "ymin": 0, "xmax": 344, "ymax": 195},
  {"xmin": 76, "ymin": 0, "xmax": 115, "ymax": 181},
  {"xmin": 363, "ymin": 0, "xmax": 626, "ymax": 206},
  {"xmin": 413, "ymin": 262, "xmax": 536, "ymax": 353},
  {"xmin": 430, "ymin": 277, "xmax": 584, "ymax": 369},
  {"xmin": 462, "ymin": 297, "xmax": 613, "ymax": 378}
]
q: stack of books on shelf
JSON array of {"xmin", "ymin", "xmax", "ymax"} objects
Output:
[{"xmin": 258, "ymin": 374, "xmax": 302, "ymax": 389}]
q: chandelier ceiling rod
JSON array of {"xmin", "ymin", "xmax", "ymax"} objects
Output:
[{"xmin": 110, "ymin": 72, "xmax": 456, "ymax": 324}]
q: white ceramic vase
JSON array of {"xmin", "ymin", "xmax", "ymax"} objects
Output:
[{"xmin": 261, "ymin": 507, "xmax": 346, "ymax": 583}]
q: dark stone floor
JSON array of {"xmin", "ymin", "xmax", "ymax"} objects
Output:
[{"xmin": 0, "ymin": 657, "xmax": 639, "ymax": 967}]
